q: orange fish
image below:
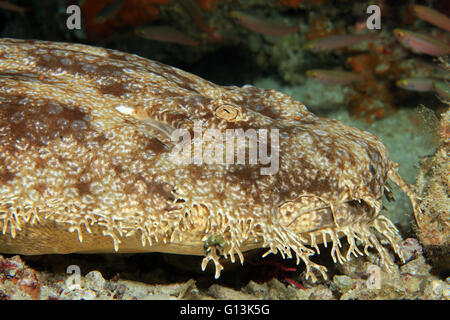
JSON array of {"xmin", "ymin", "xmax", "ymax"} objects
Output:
[
  {"xmin": 394, "ymin": 29, "xmax": 450, "ymax": 57},
  {"xmin": 180, "ymin": 0, "xmax": 223, "ymax": 43},
  {"xmin": 303, "ymin": 34, "xmax": 378, "ymax": 51},
  {"xmin": 0, "ymin": 0, "xmax": 26, "ymax": 16},
  {"xmin": 231, "ymin": 11, "xmax": 300, "ymax": 36},
  {"xmin": 396, "ymin": 78, "xmax": 434, "ymax": 92},
  {"xmin": 306, "ymin": 69, "xmax": 364, "ymax": 85},
  {"xmin": 136, "ymin": 26, "xmax": 199, "ymax": 46},
  {"xmin": 412, "ymin": 5, "xmax": 450, "ymax": 32}
]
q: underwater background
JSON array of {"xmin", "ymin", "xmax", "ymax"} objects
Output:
[{"xmin": 0, "ymin": 0, "xmax": 448, "ymax": 300}]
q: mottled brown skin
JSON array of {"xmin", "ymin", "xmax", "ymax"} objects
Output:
[{"xmin": 0, "ymin": 38, "xmax": 421, "ymax": 281}]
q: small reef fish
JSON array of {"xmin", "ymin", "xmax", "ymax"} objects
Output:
[
  {"xmin": 306, "ymin": 69, "xmax": 364, "ymax": 85},
  {"xmin": 396, "ymin": 78, "xmax": 434, "ymax": 92},
  {"xmin": 0, "ymin": 1, "xmax": 26, "ymax": 16},
  {"xmin": 231, "ymin": 11, "xmax": 300, "ymax": 36},
  {"xmin": 412, "ymin": 5, "xmax": 450, "ymax": 32},
  {"xmin": 136, "ymin": 26, "xmax": 200, "ymax": 46},
  {"xmin": 94, "ymin": 0, "xmax": 125, "ymax": 24},
  {"xmin": 303, "ymin": 34, "xmax": 378, "ymax": 51},
  {"xmin": 433, "ymin": 81, "xmax": 450, "ymax": 101},
  {"xmin": 411, "ymin": 58, "xmax": 450, "ymax": 80},
  {"xmin": 180, "ymin": 0, "xmax": 223, "ymax": 43},
  {"xmin": 394, "ymin": 29, "xmax": 450, "ymax": 57}
]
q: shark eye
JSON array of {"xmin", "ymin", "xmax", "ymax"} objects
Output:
[{"xmin": 214, "ymin": 104, "xmax": 241, "ymax": 121}]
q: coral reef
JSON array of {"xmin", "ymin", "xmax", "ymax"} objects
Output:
[
  {"xmin": 1, "ymin": 246, "xmax": 448, "ymax": 300},
  {"xmin": 0, "ymin": 255, "xmax": 41, "ymax": 299},
  {"xmin": 415, "ymin": 107, "xmax": 450, "ymax": 275}
]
